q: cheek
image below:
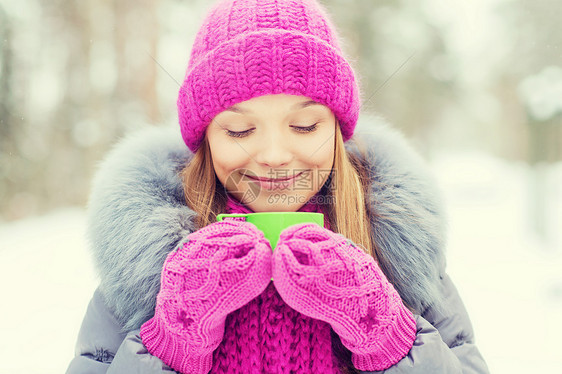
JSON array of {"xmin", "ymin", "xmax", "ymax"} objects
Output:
[
  {"xmin": 209, "ymin": 142, "xmax": 250, "ymax": 182},
  {"xmin": 316, "ymin": 144, "xmax": 335, "ymax": 168},
  {"xmin": 299, "ymin": 132, "xmax": 335, "ymax": 169}
]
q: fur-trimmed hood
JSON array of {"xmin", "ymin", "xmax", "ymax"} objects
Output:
[{"xmin": 87, "ymin": 118, "xmax": 447, "ymax": 332}]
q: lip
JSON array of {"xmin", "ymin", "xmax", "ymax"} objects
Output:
[{"xmin": 245, "ymin": 171, "xmax": 304, "ymax": 190}]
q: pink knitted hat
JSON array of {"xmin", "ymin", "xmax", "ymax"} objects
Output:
[{"xmin": 178, "ymin": 0, "xmax": 361, "ymax": 152}]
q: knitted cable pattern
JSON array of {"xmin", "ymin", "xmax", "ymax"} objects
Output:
[
  {"xmin": 206, "ymin": 195, "xmax": 343, "ymax": 373},
  {"xmin": 140, "ymin": 220, "xmax": 272, "ymax": 374},
  {"xmin": 272, "ymin": 223, "xmax": 417, "ymax": 371},
  {"xmin": 210, "ymin": 283, "xmax": 341, "ymax": 373}
]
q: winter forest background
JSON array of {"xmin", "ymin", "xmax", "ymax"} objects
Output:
[{"xmin": 0, "ymin": 0, "xmax": 561, "ymax": 373}]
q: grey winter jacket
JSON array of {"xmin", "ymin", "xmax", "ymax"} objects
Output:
[{"xmin": 66, "ymin": 120, "xmax": 489, "ymax": 373}]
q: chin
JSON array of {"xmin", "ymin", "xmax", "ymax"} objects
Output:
[
  {"xmin": 246, "ymin": 192, "xmax": 315, "ymax": 213},
  {"xmin": 247, "ymin": 200, "xmax": 299, "ymax": 213}
]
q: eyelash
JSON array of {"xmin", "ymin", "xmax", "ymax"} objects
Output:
[
  {"xmin": 226, "ymin": 129, "xmax": 254, "ymax": 138},
  {"xmin": 225, "ymin": 123, "xmax": 319, "ymax": 138},
  {"xmin": 292, "ymin": 123, "xmax": 319, "ymax": 133}
]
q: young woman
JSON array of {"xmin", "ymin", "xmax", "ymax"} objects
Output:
[{"xmin": 67, "ymin": 0, "xmax": 489, "ymax": 373}]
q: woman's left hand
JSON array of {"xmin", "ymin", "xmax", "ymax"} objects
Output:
[{"xmin": 272, "ymin": 223, "xmax": 417, "ymax": 371}]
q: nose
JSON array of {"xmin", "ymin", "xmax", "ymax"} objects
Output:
[{"xmin": 254, "ymin": 133, "xmax": 293, "ymax": 168}]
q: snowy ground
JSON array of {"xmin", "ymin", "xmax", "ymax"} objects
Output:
[
  {"xmin": 431, "ymin": 152, "xmax": 562, "ymax": 373},
  {"xmin": 0, "ymin": 151, "xmax": 561, "ymax": 373}
]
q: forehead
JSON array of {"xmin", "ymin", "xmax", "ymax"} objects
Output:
[{"xmin": 219, "ymin": 94, "xmax": 330, "ymax": 117}]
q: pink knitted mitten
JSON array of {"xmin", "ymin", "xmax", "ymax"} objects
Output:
[
  {"xmin": 140, "ymin": 220, "xmax": 272, "ymax": 374},
  {"xmin": 272, "ymin": 224, "xmax": 416, "ymax": 371}
]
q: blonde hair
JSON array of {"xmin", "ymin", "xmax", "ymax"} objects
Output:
[
  {"xmin": 323, "ymin": 125, "xmax": 376, "ymax": 258},
  {"xmin": 181, "ymin": 137, "xmax": 227, "ymax": 229},
  {"xmin": 181, "ymin": 125, "xmax": 378, "ymax": 261}
]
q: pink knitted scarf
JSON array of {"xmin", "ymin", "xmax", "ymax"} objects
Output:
[{"xmin": 209, "ymin": 195, "xmax": 345, "ymax": 373}]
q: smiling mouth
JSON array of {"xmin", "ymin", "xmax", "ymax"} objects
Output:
[
  {"xmin": 244, "ymin": 171, "xmax": 305, "ymax": 190},
  {"xmin": 245, "ymin": 171, "xmax": 304, "ymax": 182},
  {"xmin": 244, "ymin": 171, "xmax": 304, "ymax": 182}
]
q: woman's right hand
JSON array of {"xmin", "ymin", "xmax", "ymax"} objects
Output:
[{"xmin": 140, "ymin": 220, "xmax": 272, "ymax": 374}]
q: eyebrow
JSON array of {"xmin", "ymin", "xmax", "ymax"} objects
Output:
[
  {"xmin": 224, "ymin": 106, "xmax": 248, "ymax": 114},
  {"xmin": 293, "ymin": 100, "xmax": 321, "ymax": 109},
  {"xmin": 225, "ymin": 100, "xmax": 321, "ymax": 114}
]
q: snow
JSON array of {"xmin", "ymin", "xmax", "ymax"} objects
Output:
[
  {"xmin": 1, "ymin": 152, "xmax": 561, "ymax": 373},
  {"xmin": 0, "ymin": 209, "xmax": 98, "ymax": 374},
  {"xmin": 431, "ymin": 152, "xmax": 562, "ymax": 372}
]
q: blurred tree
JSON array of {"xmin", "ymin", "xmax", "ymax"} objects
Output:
[
  {"xmin": 496, "ymin": 0, "xmax": 562, "ymax": 162},
  {"xmin": 112, "ymin": 0, "xmax": 160, "ymax": 127},
  {"xmin": 0, "ymin": 3, "xmax": 14, "ymax": 218},
  {"xmin": 326, "ymin": 0, "xmax": 459, "ymax": 155},
  {"xmin": 0, "ymin": 4, "xmax": 12, "ymax": 146},
  {"xmin": 496, "ymin": 0, "xmax": 562, "ymax": 241},
  {"xmin": 0, "ymin": 0, "xmax": 164, "ymax": 220}
]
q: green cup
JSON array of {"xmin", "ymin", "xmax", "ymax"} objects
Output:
[{"xmin": 216, "ymin": 212, "xmax": 324, "ymax": 249}]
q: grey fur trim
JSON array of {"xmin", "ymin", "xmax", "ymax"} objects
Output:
[
  {"xmin": 350, "ymin": 118, "xmax": 447, "ymax": 313},
  {"xmin": 87, "ymin": 125, "xmax": 196, "ymax": 331},
  {"xmin": 87, "ymin": 119, "xmax": 447, "ymax": 331}
]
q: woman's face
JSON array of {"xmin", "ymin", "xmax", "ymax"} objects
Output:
[{"xmin": 206, "ymin": 94, "xmax": 336, "ymax": 212}]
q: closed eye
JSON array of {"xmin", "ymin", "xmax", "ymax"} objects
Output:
[
  {"xmin": 226, "ymin": 128, "xmax": 255, "ymax": 138},
  {"xmin": 291, "ymin": 123, "xmax": 318, "ymax": 133}
]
